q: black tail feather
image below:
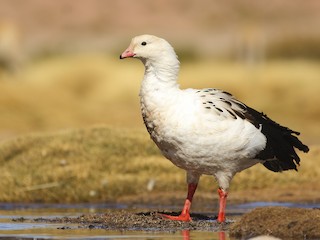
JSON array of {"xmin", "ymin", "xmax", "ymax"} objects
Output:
[
  {"xmin": 244, "ymin": 107, "xmax": 309, "ymax": 173},
  {"xmin": 285, "ymin": 134, "xmax": 309, "ymax": 153},
  {"xmin": 263, "ymin": 159, "xmax": 297, "ymax": 172}
]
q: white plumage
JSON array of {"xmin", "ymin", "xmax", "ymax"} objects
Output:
[{"xmin": 120, "ymin": 34, "xmax": 309, "ymax": 223}]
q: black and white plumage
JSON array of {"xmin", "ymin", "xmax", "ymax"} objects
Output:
[
  {"xmin": 195, "ymin": 87, "xmax": 309, "ymax": 172},
  {"xmin": 120, "ymin": 35, "xmax": 309, "ymax": 223}
]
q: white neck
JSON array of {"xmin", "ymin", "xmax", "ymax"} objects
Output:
[
  {"xmin": 141, "ymin": 55, "xmax": 180, "ymax": 92},
  {"xmin": 139, "ymin": 53, "xmax": 181, "ymax": 137}
]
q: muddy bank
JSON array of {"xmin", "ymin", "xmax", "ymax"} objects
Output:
[
  {"xmin": 230, "ymin": 207, "xmax": 320, "ymax": 239},
  {"xmin": 29, "ymin": 210, "xmax": 232, "ymax": 232}
]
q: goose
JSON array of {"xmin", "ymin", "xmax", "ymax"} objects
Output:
[{"xmin": 119, "ymin": 34, "xmax": 309, "ymax": 223}]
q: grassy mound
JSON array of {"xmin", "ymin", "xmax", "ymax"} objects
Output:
[
  {"xmin": 0, "ymin": 126, "xmax": 319, "ymax": 204},
  {"xmin": 230, "ymin": 207, "xmax": 320, "ymax": 239}
]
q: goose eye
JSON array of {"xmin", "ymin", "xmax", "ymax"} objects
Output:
[{"xmin": 141, "ymin": 41, "xmax": 147, "ymax": 46}]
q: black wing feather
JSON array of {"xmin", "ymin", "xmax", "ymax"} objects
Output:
[{"xmin": 242, "ymin": 106, "xmax": 309, "ymax": 172}]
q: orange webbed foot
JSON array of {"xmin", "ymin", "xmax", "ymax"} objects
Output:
[{"xmin": 161, "ymin": 213, "xmax": 192, "ymax": 222}]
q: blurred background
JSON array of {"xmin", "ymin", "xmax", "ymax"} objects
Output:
[
  {"xmin": 0, "ymin": 0, "xmax": 319, "ymax": 142},
  {"xmin": 0, "ymin": 0, "xmax": 319, "ymax": 204}
]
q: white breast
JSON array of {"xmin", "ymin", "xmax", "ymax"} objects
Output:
[{"xmin": 140, "ymin": 86, "xmax": 267, "ymax": 176}]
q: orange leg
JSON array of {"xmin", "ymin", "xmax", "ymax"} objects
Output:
[
  {"xmin": 181, "ymin": 230, "xmax": 190, "ymax": 240},
  {"xmin": 162, "ymin": 183, "xmax": 198, "ymax": 222},
  {"xmin": 217, "ymin": 188, "xmax": 228, "ymax": 223},
  {"xmin": 218, "ymin": 231, "xmax": 226, "ymax": 240}
]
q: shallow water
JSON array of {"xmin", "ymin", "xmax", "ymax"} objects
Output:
[{"xmin": 0, "ymin": 202, "xmax": 319, "ymax": 240}]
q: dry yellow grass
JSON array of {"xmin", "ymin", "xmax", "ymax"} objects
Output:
[
  {"xmin": 0, "ymin": 126, "xmax": 155, "ymax": 202},
  {"xmin": 0, "ymin": 54, "xmax": 319, "ymax": 203}
]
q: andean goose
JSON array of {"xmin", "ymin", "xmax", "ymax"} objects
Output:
[{"xmin": 120, "ymin": 35, "xmax": 309, "ymax": 223}]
